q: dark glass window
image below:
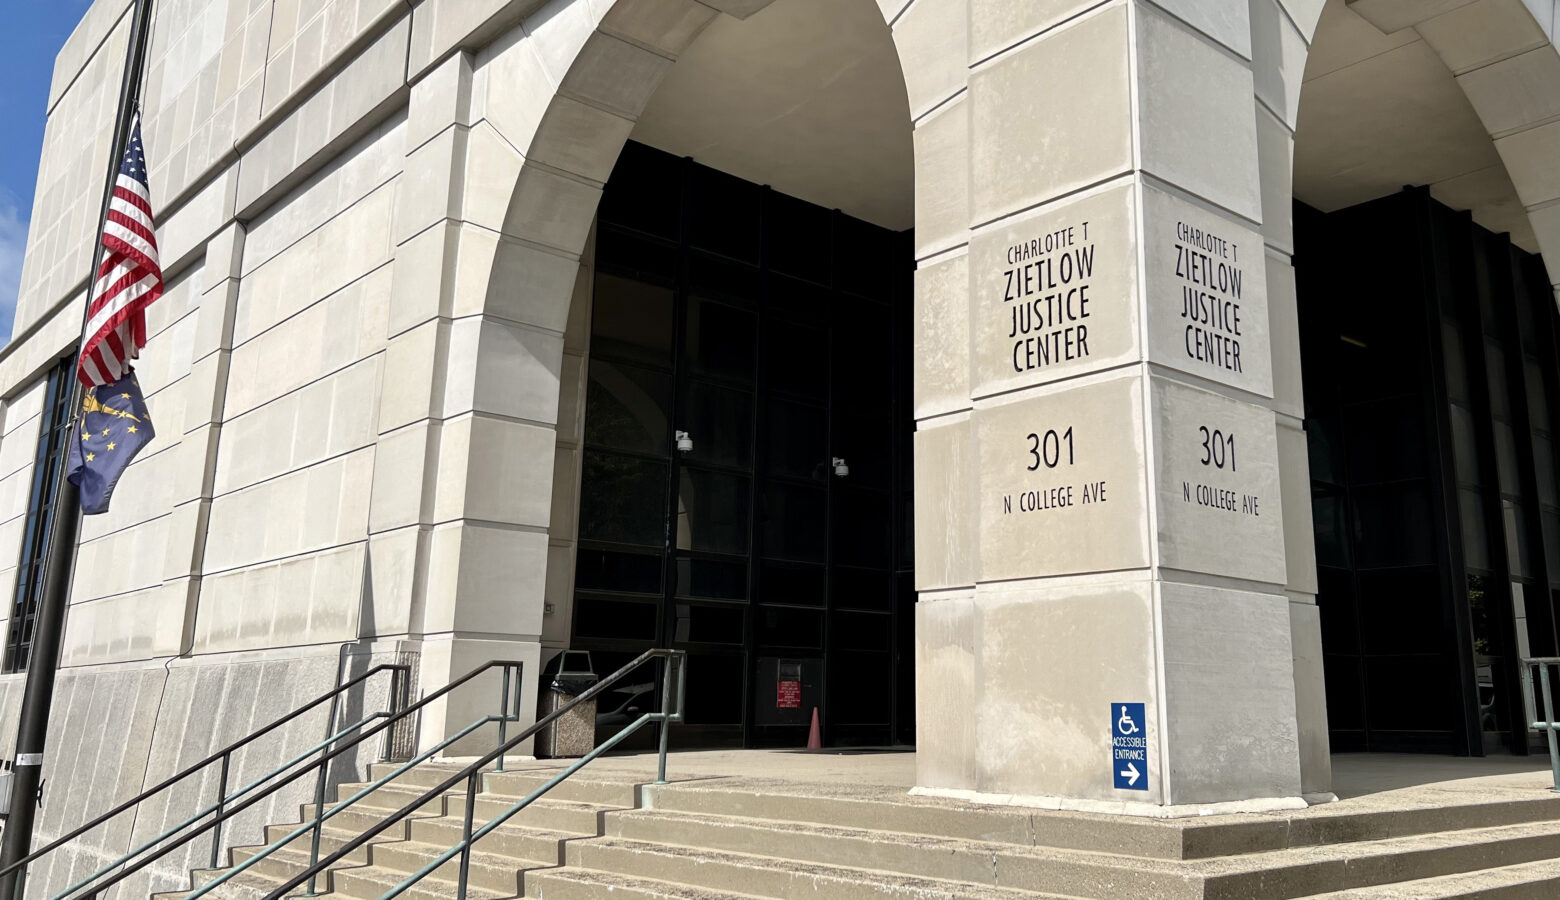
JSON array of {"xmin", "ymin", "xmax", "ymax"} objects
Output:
[
  {"xmin": 573, "ymin": 597, "xmax": 658, "ymax": 642},
  {"xmin": 576, "ymin": 142, "xmax": 914, "ymax": 747},
  {"xmin": 684, "ymin": 299, "xmax": 757, "ymax": 384},
  {"xmin": 759, "ymin": 482, "xmax": 825, "ymax": 562},
  {"xmin": 679, "ymin": 382, "xmax": 753, "ymax": 468},
  {"xmin": 597, "ymin": 140, "xmax": 683, "ymax": 240},
  {"xmin": 673, "ymin": 602, "xmax": 745, "ymax": 645},
  {"xmin": 7, "ymin": 358, "xmax": 80, "ymax": 673},
  {"xmin": 763, "ymin": 318, "xmax": 828, "ymax": 403},
  {"xmin": 592, "ymin": 275, "xmax": 675, "ymax": 367},
  {"xmin": 584, "ymin": 361, "xmax": 672, "ymax": 455},
  {"xmin": 764, "ymin": 400, "xmax": 827, "ymax": 480},
  {"xmin": 574, "ymin": 548, "xmax": 662, "ymax": 595},
  {"xmin": 674, "ymin": 556, "xmax": 747, "ymax": 601},
  {"xmin": 687, "ymin": 167, "xmax": 760, "ymax": 263},
  {"xmin": 675, "ymin": 469, "xmax": 750, "ymax": 555},
  {"xmin": 758, "ymin": 605, "xmax": 823, "ymax": 649},
  {"xmin": 578, "ymin": 452, "xmax": 667, "ymax": 547},
  {"xmin": 758, "ymin": 562, "xmax": 825, "ymax": 606}
]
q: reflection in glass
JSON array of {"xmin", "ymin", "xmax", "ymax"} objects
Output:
[
  {"xmin": 676, "ymin": 469, "xmax": 750, "ymax": 555},
  {"xmin": 764, "ymin": 319, "xmax": 828, "ymax": 401},
  {"xmin": 579, "ymin": 452, "xmax": 667, "ymax": 546},
  {"xmin": 681, "ymin": 382, "xmax": 753, "ymax": 468},
  {"xmin": 758, "ymin": 605, "xmax": 823, "ymax": 649},
  {"xmin": 1503, "ymin": 498, "xmax": 1532, "ymax": 578},
  {"xmin": 1485, "ymin": 341, "xmax": 1511, "ymax": 420},
  {"xmin": 575, "ymin": 549, "xmax": 662, "ymax": 594},
  {"xmin": 759, "ymin": 562, "xmax": 825, "ymax": 606},
  {"xmin": 592, "ymin": 274, "xmax": 675, "ymax": 365},
  {"xmin": 1448, "ymin": 404, "xmax": 1481, "ymax": 488},
  {"xmin": 760, "ymin": 482, "xmax": 825, "ymax": 562},
  {"xmin": 766, "ymin": 400, "xmax": 828, "ymax": 480},
  {"xmin": 585, "ymin": 361, "xmax": 672, "ymax": 455},
  {"xmin": 675, "ymin": 556, "xmax": 747, "ymax": 601},
  {"xmin": 673, "ymin": 603, "xmax": 745, "ymax": 645},
  {"xmin": 685, "ymin": 299, "xmax": 757, "ymax": 383}
]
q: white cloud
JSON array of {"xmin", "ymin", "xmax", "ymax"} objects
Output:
[{"xmin": 0, "ymin": 189, "xmax": 26, "ymax": 345}]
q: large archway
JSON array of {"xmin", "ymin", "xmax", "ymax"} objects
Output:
[
  {"xmin": 1273, "ymin": 0, "xmax": 1560, "ymax": 783},
  {"xmin": 403, "ymin": 0, "xmax": 1560, "ymax": 805},
  {"xmin": 415, "ymin": 0, "xmax": 928, "ymax": 750}
]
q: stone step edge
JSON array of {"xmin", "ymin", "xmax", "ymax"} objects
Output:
[
  {"xmin": 579, "ymin": 818, "xmax": 1560, "ymax": 900},
  {"xmin": 185, "ymin": 859, "xmax": 313, "ymax": 897},
  {"xmin": 642, "ymin": 782, "xmax": 1560, "ymax": 860},
  {"xmin": 522, "ymin": 866, "xmax": 833, "ymax": 900},
  {"xmin": 370, "ymin": 765, "xmax": 648, "ymax": 799},
  {"xmin": 275, "ymin": 809, "xmax": 582, "ymax": 844},
  {"xmin": 569, "ymin": 836, "xmax": 1075, "ymax": 898},
  {"xmin": 328, "ymin": 857, "xmax": 520, "ymax": 900},
  {"xmin": 237, "ymin": 832, "xmax": 567, "ymax": 875},
  {"xmin": 1297, "ymin": 855, "xmax": 1560, "ymax": 899},
  {"xmin": 338, "ymin": 782, "xmax": 624, "ymax": 813},
  {"xmin": 606, "ymin": 805, "xmax": 1560, "ymax": 876},
  {"xmin": 605, "ymin": 807, "xmax": 1191, "ymax": 871},
  {"xmin": 374, "ymin": 762, "xmax": 651, "ymax": 784}
]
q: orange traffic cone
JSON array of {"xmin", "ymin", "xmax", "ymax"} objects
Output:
[{"xmin": 806, "ymin": 707, "xmax": 822, "ymax": 750}]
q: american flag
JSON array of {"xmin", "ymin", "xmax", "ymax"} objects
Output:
[{"xmin": 78, "ymin": 112, "xmax": 162, "ymax": 387}]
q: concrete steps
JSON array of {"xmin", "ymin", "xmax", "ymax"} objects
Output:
[
  {"xmin": 149, "ymin": 764, "xmax": 638, "ymax": 900},
  {"xmin": 149, "ymin": 759, "xmax": 1560, "ymax": 900},
  {"xmin": 558, "ymin": 835, "xmax": 1072, "ymax": 899},
  {"xmin": 594, "ymin": 804, "xmax": 1560, "ymax": 899},
  {"xmin": 524, "ymin": 867, "xmax": 772, "ymax": 899},
  {"xmin": 1302, "ymin": 857, "xmax": 1560, "ymax": 898}
]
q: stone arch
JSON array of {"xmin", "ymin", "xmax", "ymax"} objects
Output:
[
  {"xmin": 416, "ymin": 0, "xmax": 934, "ymax": 737},
  {"xmin": 471, "ymin": 0, "xmax": 947, "ymax": 325},
  {"xmin": 1258, "ymin": 0, "xmax": 1560, "ymax": 301},
  {"xmin": 1247, "ymin": 0, "xmax": 1560, "ymax": 798}
]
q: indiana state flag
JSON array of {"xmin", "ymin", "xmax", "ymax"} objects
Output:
[{"xmin": 67, "ymin": 372, "xmax": 155, "ymax": 515}]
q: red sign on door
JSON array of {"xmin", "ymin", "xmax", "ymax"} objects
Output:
[{"xmin": 777, "ymin": 680, "xmax": 801, "ymax": 709}]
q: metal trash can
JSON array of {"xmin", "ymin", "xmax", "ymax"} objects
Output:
[{"xmin": 537, "ymin": 651, "xmax": 598, "ymax": 758}]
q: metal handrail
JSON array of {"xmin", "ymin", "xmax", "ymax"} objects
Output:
[
  {"xmin": 46, "ymin": 659, "xmax": 525, "ymax": 900},
  {"xmin": 0, "ymin": 661, "xmax": 410, "ymax": 886},
  {"xmin": 1520, "ymin": 657, "xmax": 1560, "ymax": 793},
  {"xmin": 52, "ymin": 712, "xmax": 390, "ymax": 900},
  {"xmin": 189, "ymin": 714, "xmax": 505, "ymax": 900},
  {"xmin": 260, "ymin": 648, "xmax": 688, "ymax": 900}
]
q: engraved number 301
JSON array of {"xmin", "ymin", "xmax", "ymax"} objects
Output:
[
  {"xmin": 1026, "ymin": 427, "xmax": 1074, "ymax": 470},
  {"xmin": 1199, "ymin": 426, "xmax": 1235, "ymax": 471}
]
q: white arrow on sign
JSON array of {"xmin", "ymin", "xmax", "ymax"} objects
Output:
[{"xmin": 1119, "ymin": 762, "xmax": 1140, "ymax": 786}]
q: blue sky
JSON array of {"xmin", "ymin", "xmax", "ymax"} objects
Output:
[{"xmin": 0, "ymin": 2, "xmax": 93, "ymax": 345}]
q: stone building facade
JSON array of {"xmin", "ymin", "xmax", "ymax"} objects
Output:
[{"xmin": 6, "ymin": 0, "xmax": 1560, "ymax": 890}]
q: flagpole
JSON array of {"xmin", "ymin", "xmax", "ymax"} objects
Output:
[{"xmin": 0, "ymin": 1, "xmax": 156, "ymax": 897}]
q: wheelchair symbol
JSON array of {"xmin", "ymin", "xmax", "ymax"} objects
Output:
[{"xmin": 1117, "ymin": 705, "xmax": 1140, "ymax": 736}]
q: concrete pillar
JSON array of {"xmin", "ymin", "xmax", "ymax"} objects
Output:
[{"xmin": 913, "ymin": 0, "xmax": 1307, "ymax": 814}]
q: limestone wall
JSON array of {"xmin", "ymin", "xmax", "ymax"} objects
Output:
[{"xmin": 2, "ymin": 0, "xmax": 1559, "ymax": 878}]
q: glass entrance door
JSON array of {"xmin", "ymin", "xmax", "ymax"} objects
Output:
[{"xmin": 570, "ymin": 142, "xmax": 914, "ymax": 749}]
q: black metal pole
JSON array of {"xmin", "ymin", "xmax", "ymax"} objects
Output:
[{"xmin": 0, "ymin": 2, "xmax": 155, "ymax": 897}]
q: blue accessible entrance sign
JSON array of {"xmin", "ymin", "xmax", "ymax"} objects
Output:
[{"xmin": 1112, "ymin": 702, "xmax": 1147, "ymax": 791}]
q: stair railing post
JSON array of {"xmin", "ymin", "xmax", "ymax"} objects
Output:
[
  {"xmin": 1542, "ymin": 662, "xmax": 1560, "ymax": 793},
  {"xmin": 496, "ymin": 665, "xmax": 512, "ymax": 774},
  {"xmin": 656, "ymin": 656, "xmax": 674, "ymax": 785},
  {"xmin": 457, "ymin": 770, "xmax": 479, "ymax": 900},
  {"xmin": 304, "ymin": 738, "xmax": 332, "ymax": 896},
  {"xmin": 210, "ymin": 751, "xmax": 231, "ymax": 870},
  {"xmin": 301, "ymin": 661, "xmax": 351, "ymax": 895}
]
